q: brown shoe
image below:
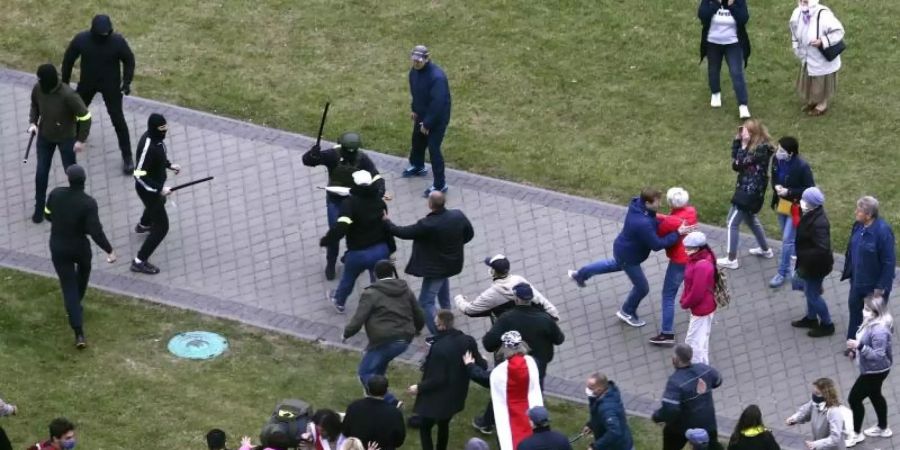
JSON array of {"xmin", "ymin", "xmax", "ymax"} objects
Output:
[
  {"xmin": 801, "ymin": 104, "xmax": 816, "ymax": 112},
  {"xmin": 808, "ymin": 107, "xmax": 828, "ymax": 117}
]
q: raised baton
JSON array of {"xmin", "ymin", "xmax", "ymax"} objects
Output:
[
  {"xmin": 170, "ymin": 176, "xmax": 214, "ymax": 192},
  {"xmin": 315, "ymin": 102, "xmax": 330, "ymax": 147}
]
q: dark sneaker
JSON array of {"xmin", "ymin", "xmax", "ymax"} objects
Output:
[
  {"xmin": 32, "ymin": 208, "xmax": 44, "ymax": 224},
  {"xmin": 135, "ymin": 223, "xmax": 151, "ymax": 234},
  {"xmin": 808, "ymin": 323, "xmax": 835, "ymax": 338},
  {"xmin": 123, "ymin": 160, "xmax": 135, "ymax": 176},
  {"xmin": 424, "ymin": 336, "xmax": 436, "ymax": 346},
  {"xmin": 791, "ymin": 317, "xmax": 818, "ymax": 328},
  {"xmin": 472, "ymin": 416, "xmax": 494, "ymax": 435},
  {"xmin": 402, "ymin": 165, "xmax": 428, "ymax": 177},
  {"xmin": 649, "ymin": 333, "xmax": 676, "ymax": 346},
  {"xmin": 325, "ymin": 264, "xmax": 336, "ymax": 281},
  {"xmin": 567, "ymin": 270, "xmax": 586, "ymax": 288},
  {"xmin": 422, "ymin": 185, "xmax": 449, "ymax": 198},
  {"xmin": 130, "ymin": 260, "xmax": 161, "ymax": 274},
  {"xmin": 75, "ymin": 335, "xmax": 87, "ymax": 350},
  {"xmin": 407, "ymin": 414, "xmax": 423, "ymax": 428}
]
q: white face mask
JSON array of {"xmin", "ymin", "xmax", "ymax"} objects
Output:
[
  {"xmin": 585, "ymin": 387, "xmax": 595, "ymax": 397},
  {"xmin": 488, "ymin": 268, "xmax": 495, "ymax": 278},
  {"xmin": 863, "ymin": 309, "xmax": 874, "ymax": 321},
  {"xmin": 775, "ymin": 148, "xmax": 789, "ymax": 160},
  {"xmin": 800, "ymin": 199, "xmax": 812, "ymax": 213}
]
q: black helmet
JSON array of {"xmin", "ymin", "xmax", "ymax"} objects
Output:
[{"xmin": 338, "ymin": 132, "xmax": 362, "ymax": 151}]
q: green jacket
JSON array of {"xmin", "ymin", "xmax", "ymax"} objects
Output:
[
  {"xmin": 29, "ymin": 82, "xmax": 92, "ymax": 142},
  {"xmin": 343, "ymin": 278, "xmax": 425, "ymax": 349}
]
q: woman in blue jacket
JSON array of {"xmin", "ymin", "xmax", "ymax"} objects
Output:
[
  {"xmin": 768, "ymin": 136, "xmax": 815, "ymax": 287},
  {"xmin": 698, "ymin": 0, "xmax": 752, "ymax": 119}
]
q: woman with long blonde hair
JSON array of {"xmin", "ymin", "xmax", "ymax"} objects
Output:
[{"xmin": 717, "ymin": 118, "xmax": 775, "ymax": 270}]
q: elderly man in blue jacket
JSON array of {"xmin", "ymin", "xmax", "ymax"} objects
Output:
[
  {"xmin": 402, "ymin": 45, "xmax": 452, "ymax": 198},
  {"xmin": 841, "ymin": 195, "xmax": 896, "ymax": 340},
  {"xmin": 582, "ymin": 373, "xmax": 633, "ymax": 450},
  {"xmin": 569, "ymin": 188, "xmax": 694, "ymax": 327}
]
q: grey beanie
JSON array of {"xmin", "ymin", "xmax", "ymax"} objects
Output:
[
  {"xmin": 802, "ymin": 187, "xmax": 825, "ymax": 207},
  {"xmin": 465, "ymin": 438, "xmax": 490, "ymax": 450}
]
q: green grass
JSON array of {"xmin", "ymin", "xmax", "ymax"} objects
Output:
[
  {"xmin": 0, "ymin": 268, "xmax": 661, "ymax": 449},
  {"xmin": 2, "ymin": 1, "xmax": 897, "ymax": 252}
]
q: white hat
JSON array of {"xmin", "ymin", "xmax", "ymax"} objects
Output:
[
  {"xmin": 352, "ymin": 170, "xmax": 373, "ymax": 186},
  {"xmin": 683, "ymin": 231, "xmax": 707, "ymax": 248}
]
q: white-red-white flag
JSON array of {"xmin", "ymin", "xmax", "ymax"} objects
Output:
[{"xmin": 490, "ymin": 354, "xmax": 544, "ymax": 450}]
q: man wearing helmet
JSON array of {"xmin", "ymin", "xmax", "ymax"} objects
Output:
[{"xmin": 304, "ymin": 132, "xmax": 383, "ymax": 280}]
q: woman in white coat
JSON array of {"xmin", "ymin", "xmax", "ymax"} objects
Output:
[{"xmin": 789, "ymin": 0, "xmax": 844, "ymax": 116}]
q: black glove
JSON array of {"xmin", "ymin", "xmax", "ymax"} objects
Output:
[
  {"xmin": 319, "ymin": 236, "xmax": 328, "ymax": 247},
  {"xmin": 121, "ymin": 84, "xmax": 131, "ymax": 95},
  {"xmin": 309, "ymin": 144, "xmax": 321, "ymax": 153}
]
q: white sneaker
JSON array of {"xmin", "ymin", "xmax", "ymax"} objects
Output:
[
  {"xmin": 749, "ymin": 247, "xmax": 774, "ymax": 259},
  {"xmin": 845, "ymin": 433, "xmax": 865, "ymax": 447},
  {"xmin": 863, "ymin": 426, "xmax": 893, "ymax": 438},
  {"xmin": 739, "ymin": 104, "xmax": 751, "ymax": 118},
  {"xmin": 717, "ymin": 257, "xmax": 739, "ymax": 270},
  {"xmin": 710, "ymin": 92, "xmax": 722, "ymax": 108}
]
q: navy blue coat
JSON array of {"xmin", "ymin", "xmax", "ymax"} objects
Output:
[
  {"xmin": 388, "ymin": 208, "xmax": 474, "ymax": 278},
  {"xmin": 516, "ymin": 427, "xmax": 573, "ymax": 450},
  {"xmin": 698, "ymin": 0, "xmax": 751, "ymax": 67},
  {"xmin": 770, "ymin": 156, "xmax": 814, "ymax": 209},
  {"xmin": 409, "ymin": 62, "xmax": 451, "ymax": 130},
  {"xmin": 613, "ymin": 197, "xmax": 679, "ymax": 265},
  {"xmin": 841, "ymin": 218, "xmax": 896, "ymax": 292},
  {"xmin": 587, "ymin": 382, "xmax": 634, "ymax": 450},
  {"xmin": 652, "ymin": 363, "xmax": 722, "ymax": 432}
]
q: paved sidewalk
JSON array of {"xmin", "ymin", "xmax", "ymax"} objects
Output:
[{"xmin": 1, "ymin": 67, "xmax": 897, "ymax": 450}]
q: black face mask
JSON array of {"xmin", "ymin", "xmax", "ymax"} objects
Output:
[
  {"xmin": 147, "ymin": 113, "xmax": 168, "ymax": 141},
  {"xmin": 37, "ymin": 64, "xmax": 59, "ymax": 94},
  {"xmin": 812, "ymin": 394, "xmax": 826, "ymax": 404}
]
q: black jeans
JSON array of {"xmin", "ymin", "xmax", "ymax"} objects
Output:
[
  {"xmin": 77, "ymin": 84, "xmax": 133, "ymax": 162},
  {"xmin": 136, "ymin": 187, "xmax": 169, "ymax": 261},
  {"xmin": 51, "ymin": 245, "xmax": 92, "ymax": 332},
  {"xmin": 420, "ymin": 417, "xmax": 452, "ymax": 450},
  {"xmin": 34, "ymin": 135, "xmax": 76, "ymax": 211},
  {"xmin": 663, "ymin": 424, "xmax": 723, "ymax": 450},
  {"xmin": 0, "ymin": 425, "xmax": 12, "ymax": 450},
  {"xmin": 849, "ymin": 371, "xmax": 890, "ymax": 432}
]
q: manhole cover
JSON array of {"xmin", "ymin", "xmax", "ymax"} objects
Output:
[{"xmin": 167, "ymin": 331, "xmax": 228, "ymax": 360}]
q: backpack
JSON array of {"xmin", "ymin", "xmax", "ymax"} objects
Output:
[
  {"xmin": 260, "ymin": 399, "xmax": 313, "ymax": 449},
  {"xmin": 712, "ymin": 267, "xmax": 731, "ymax": 308}
]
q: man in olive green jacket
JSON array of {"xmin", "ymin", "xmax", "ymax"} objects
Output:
[{"xmin": 28, "ymin": 63, "xmax": 92, "ymax": 223}]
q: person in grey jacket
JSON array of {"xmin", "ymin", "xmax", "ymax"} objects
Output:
[
  {"xmin": 785, "ymin": 377, "xmax": 845, "ymax": 450},
  {"xmin": 844, "ymin": 294, "xmax": 894, "ymax": 446},
  {"xmin": 454, "ymin": 254, "xmax": 560, "ymax": 321}
]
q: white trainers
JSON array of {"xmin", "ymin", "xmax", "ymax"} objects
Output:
[
  {"xmin": 717, "ymin": 257, "xmax": 739, "ymax": 270},
  {"xmin": 845, "ymin": 432, "xmax": 865, "ymax": 447},
  {"xmin": 615, "ymin": 310, "xmax": 646, "ymax": 328},
  {"xmin": 710, "ymin": 92, "xmax": 722, "ymax": 108},
  {"xmin": 749, "ymin": 247, "xmax": 774, "ymax": 259},
  {"xmin": 739, "ymin": 104, "xmax": 751, "ymax": 118},
  {"xmin": 863, "ymin": 426, "xmax": 893, "ymax": 438}
]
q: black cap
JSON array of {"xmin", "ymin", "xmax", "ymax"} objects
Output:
[{"xmin": 484, "ymin": 254, "xmax": 510, "ymax": 273}]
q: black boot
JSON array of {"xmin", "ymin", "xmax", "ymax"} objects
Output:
[
  {"xmin": 325, "ymin": 264, "xmax": 336, "ymax": 281},
  {"xmin": 32, "ymin": 207, "xmax": 44, "ymax": 224},
  {"xmin": 791, "ymin": 317, "xmax": 818, "ymax": 328},
  {"xmin": 808, "ymin": 323, "xmax": 835, "ymax": 338}
]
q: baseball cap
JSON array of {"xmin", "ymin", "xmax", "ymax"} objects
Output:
[
  {"xmin": 484, "ymin": 254, "xmax": 510, "ymax": 273},
  {"xmin": 410, "ymin": 45, "xmax": 430, "ymax": 62}
]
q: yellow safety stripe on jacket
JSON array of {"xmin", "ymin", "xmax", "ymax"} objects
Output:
[
  {"xmin": 337, "ymin": 217, "xmax": 353, "ymax": 225},
  {"xmin": 43, "ymin": 207, "xmax": 51, "ymax": 214},
  {"xmin": 75, "ymin": 112, "xmax": 92, "ymax": 121},
  {"xmin": 133, "ymin": 170, "xmax": 147, "ymax": 177},
  {"xmin": 741, "ymin": 426, "xmax": 767, "ymax": 437}
]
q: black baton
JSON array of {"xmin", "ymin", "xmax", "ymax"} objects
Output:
[
  {"xmin": 170, "ymin": 176, "xmax": 214, "ymax": 192},
  {"xmin": 315, "ymin": 102, "xmax": 330, "ymax": 147},
  {"xmin": 23, "ymin": 131, "xmax": 35, "ymax": 164}
]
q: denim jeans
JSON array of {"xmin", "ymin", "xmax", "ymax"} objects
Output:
[
  {"xmin": 35, "ymin": 135, "xmax": 77, "ymax": 211},
  {"xmin": 846, "ymin": 285, "xmax": 891, "ymax": 339},
  {"xmin": 777, "ymin": 214, "xmax": 796, "ymax": 277},
  {"xmin": 725, "ymin": 206, "xmax": 769, "ymax": 260},
  {"xmin": 801, "ymin": 276, "xmax": 831, "ymax": 325},
  {"xmin": 707, "ymin": 42, "xmax": 748, "ymax": 105},
  {"xmin": 420, "ymin": 277, "xmax": 450, "ymax": 335},
  {"xmin": 324, "ymin": 198, "xmax": 344, "ymax": 269},
  {"xmin": 334, "ymin": 243, "xmax": 390, "ymax": 306},
  {"xmin": 660, "ymin": 262, "xmax": 686, "ymax": 334},
  {"xmin": 577, "ymin": 258, "xmax": 649, "ymax": 319},
  {"xmin": 358, "ymin": 339, "xmax": 410, "ymax": 406},
  {"xmin": 408, "ymin": 122, "xmax": 448, "ymax": 189}
]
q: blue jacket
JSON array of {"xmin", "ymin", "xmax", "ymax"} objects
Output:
[
  {"xmin": 587, "ymin": 382, "xmax": 634, "ymax": 450},
  {"xmin": 652, "ymin": 363, "xmax": 722, "ymax": 432},
  {"xmin": 613, "ymin": 197, "xmax": 679, "ymax": 265},
  {"xmin": 409, "ymin": 62, "xmax": 451, "ymax": 130},
  {"xmin": 516, "ymin": 427, "xmax": 573, "ymax": 450},
  {"xmin": 841, "ymin": 218, "xmax": 896, "ymax": 291},
  {"xmin": 857, "ymin": 323, "xmax": 893, "ymax": 375},
  {"xmin": 770, "ymin": 155, "xmax": 814, "ymax": 209}
]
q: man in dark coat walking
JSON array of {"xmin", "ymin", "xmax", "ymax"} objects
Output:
[
  {"xmin": 343, "ymin": 375, "xmax": 406, "ymax": 450},
  {"xmin": 583, "ymin": 373, "xmax": 634, "ymax": 450},
  {"xmin": 791, "ymin": 187, "xmax": 835, "ymax": 337},
  {"xmin": 408, "ymin": 310, "xmax": 487, "ymax": 450},
  {"xmin": 62, "ymin": 14, "xmax": 136, "ymax": 174},
  {"xmin": 385, "ymin": 191, "xmax": 474, "ymax": 334}
]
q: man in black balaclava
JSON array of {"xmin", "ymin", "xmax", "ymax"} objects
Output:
[
  {"xmin": 28, "ymin": 63, "xmax": 92, "ymax": 224},
  {"xmin": 44, "ymin": 164, "xmax": 117, "ymax": 349},
  {"xmin": 303, "ymin": 132, "xmax": 385, "ymax": 280},
  {"xmin": 61, "ymin": 14, "xmax": 136, "ymax": 175},
  {"xmin": 131, "ymin": 113, "xmax": 181, "ymax": 274}
]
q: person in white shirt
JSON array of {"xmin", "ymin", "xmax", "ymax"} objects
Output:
[{"xmin": 698, "ymin": 0, "xmax": 753, "ymax": 119}]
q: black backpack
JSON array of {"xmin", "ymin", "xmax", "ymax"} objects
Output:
[{"xmin": 260, "ymin": 399, "xmax": 313, "ymax": 449}]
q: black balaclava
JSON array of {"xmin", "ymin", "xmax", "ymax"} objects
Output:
[
  {"xmin": 91, "ymin": 14, "xmax": 113, "ymax": 41},
  {"xmin": 147, "ymin": 113, "xmax": 168, "ymax": 141},
  {"xmin": 37, "ymin": 64, "xmax": 59, "ymax": 94},
  {"xmin": 66, "ymin": 164, "xmax": 87, "ymax": 189}
]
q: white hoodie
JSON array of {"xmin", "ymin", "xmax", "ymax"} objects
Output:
[
  {"xmin": 789, "ymin": 2, "xmax": 844, "ymax": 76},
  {"xmin": 454, "ymin": 274, "xmax": 560, "ymax": 320}
]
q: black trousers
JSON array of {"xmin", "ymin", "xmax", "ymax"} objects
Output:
[
  {"xmin": 51, "ymin": 245, "xmax": 92, "ymax": 332},
  {"xmin": 420, "ymin": 416, "xmax": 452, "ymax": 450},
  {"xmin": 34, "ymin": 136, "xmax": 76, "ymax": 211},
  {"xmin": 663, "ymin": 424, "xmax": 723, "ymax": 450},
  {"xmin": 848, "ymin": 371, "xmax": 890, "ymax": 432},
  {"xmin": 77, "ymin": 84, "xmax": 132, "ymax": 163},
  {"xmin": 0, "ymin": 425, "xmax": 12, "ymax": 450},
  {"xmin": 136, "ymin": 187, "xmax": 169, "ymax": 262}
]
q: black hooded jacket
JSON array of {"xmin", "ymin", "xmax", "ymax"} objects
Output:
[
  {"xmin": 44, "ymin": 184, "xmax": 113, "ymax": 255},
  {"xmin": 61, "ymin": 14, "xmax": 135, "ymax": 90},
  {"xmin": 320, "ymin": 182, "xmax": 395, "ymax": 251},
  {"xmin": 133, "ymin": 131, "xmax": 171, "ymax": 194}
]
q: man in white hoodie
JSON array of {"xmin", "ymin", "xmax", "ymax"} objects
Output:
[{"xmin": 454, "ymin": 254, "xmax": 560, "ymax": 322}]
